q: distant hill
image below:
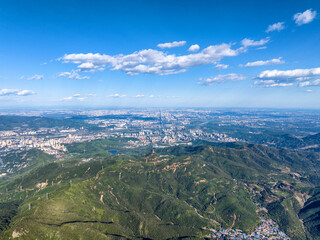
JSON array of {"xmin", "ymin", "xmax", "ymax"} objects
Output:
[{"xmin": 0, "ymin": 116, "xmax": 88, "ymax": 131}]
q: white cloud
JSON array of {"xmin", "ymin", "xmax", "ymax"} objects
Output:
[
  {"xmin": 0, "ymin": 89, "xmax": 19, "ymax": 96},
  {"xmin": 200, "ymin": 73, "xmax": 246, "ymax": 86},
  {"xmin": 305, "ymin": 89, "xmax": 313, "ymax": 92},
  {"xmin": 157, "ymin": 41, "xmax": 186, "ymax": 49},
  {"xmin": 58, "ymin": 70, "xmax": 90, "ymax": 79},
  {"xmin": 109, "ymin": 93, "xmax": 126, "ymax": 98},
  {"xmin": 294, "ymin": 9, "xmax": 317, "ymax": 26},
  {"xmin": 268, "ymin": 83, "xmax": 294, "ymax": 87},
  {"xmin": 215, "ymin": 64, "xmax": 229, "ymax": 69},
  {"xmin": 255, "ymin": 67, "xmax": 320, "ymax": 88},
  {"xmin": 188, "ymin": 44, "xmax": 200, "ymax": 52},
  {"xmin": 77, "ymin": 62, "xmax": 105, "ymax": 72},
  {"xmin": 0, "ymin": 89, "xmax": 36, "ymax": 96},
  {"xmin": 149, "ymin": 95, "xmax": 155, "ymax": 98},
  {"xmin": 241, "ymin": 37, "xmax": 270, "ymax": 47},
  {"xmin": 298, "ymin": 79, "xmax": 320, "ymax": 87},
  {"xmin": 61, "ymin": 43, "xmax": 243, "ymax": 76},
  {"xmin": 254, "ymin": 80, "xmax": 293, "ymax": 87},
  {"xmin": 62, "ymin": 94, "xmax": 86, "ymax": 101},
  {"xmin": 62, "ymin": 96, "xmax": 73, "ymax": 101},
  {"xmin": 257, "ymin": 67, "xmax": 320, "ymax": 80},
  {"xmin": 88, "ymin": 93, "xmax": 97, "ymax": 97},
  {"xmin": 27, "ymin": 74, "xmax": 44, "ymax": 80},
  {"xmin": 298, "ymin": 81, "xmax": 311, "ymax": 87},
  {"xmin": 254, "ymin": 79, "xmax": 275, "ymax": 85},
  {"xmin": 17, "ymin": 90, "xmax": 36, "ymax": 96},
  {"xmin": 135, "ymin": 94, "xmax": 145, "ymax": 98},
  {"xmin": 241, "ymin": 57, "xmax": 284, "ymax": 67},
  {"xmin": 266, "ymin": 22, "xmax": 285, "ymax": 32}
]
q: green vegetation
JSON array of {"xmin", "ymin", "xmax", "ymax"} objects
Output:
[
  {"xmin": 299, "ymin": 191, "xmax": 320, "ymax": 239},
  {"xmin": 0, "ymin": 141, "xmax": 319, "ymax": 239}
]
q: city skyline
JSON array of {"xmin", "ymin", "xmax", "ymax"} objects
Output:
[{"xmin": 1, "ymin": 0, "xmax": 320, "ymax": 108}]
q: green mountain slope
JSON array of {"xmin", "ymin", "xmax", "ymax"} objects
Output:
[
  {"xmin": 0, "ymin": 143, "xmax": 319, "ymax": 239},
  {"xmin": 299, "ymin": 191, "xmax": 320, "ymax": 239}
]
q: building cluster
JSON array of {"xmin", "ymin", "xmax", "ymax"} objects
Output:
[
  {"xmin": 208, "ymin": 218, "xmax": 290, "ymax": 239},
  {"xmin": 88, "ymin": 111, "xmax": 241, "ymax": 148},
  {"xmin": 0, "ymin": 128, "xmax": 110, "ymax": 155}
]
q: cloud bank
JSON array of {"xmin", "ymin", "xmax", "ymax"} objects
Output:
[
  {"xmin": 255, "ymin": 67, "xmax": 320, "ymax": 87},
  {"xmin": 61, "ymin": 41, "xmax": 255, "ymax": 75}
]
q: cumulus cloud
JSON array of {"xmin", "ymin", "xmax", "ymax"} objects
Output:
[
  {"xmin": 294, "ymin": 9, "xmax": 317, "ymax": 26},
  {"xmin": 61, "ymin": 43, "xmax": 244, "ymax": 76},
  {"xmin": 241, "ymin": 37, "xmax": 270, "ymax": 47},
  {"xmin": 135, "ymin": 94, "xmax": 145, "ymax": 98},
  {"xmin": 157, "ymin": 41, "xmax": 186, "ymax": 49},
  {"xmin": 188, "ymin": 44, "xmax": 200, "ymax": 52},
  {"xmin": 109, "ymin": 93, "xmax": 126, "ymax": 98},
  {"xmin": 27, "ymin": 74, "xmax": 43, "ymax": 80},
  {"xmin": 58, "ymin": 70, "xmax": 90, "ymax": 79},
  {"xmin": 200, "ymin": 73, "xmax": 246, "ymax": 86},
  {"xmin": 215, "ymin": 64, "xmax": 229, "ymax": 69},
  {"xmin": 0, "ymin": 89, "xmax": 36, "ymax": 96},
  {"xmin": 266, "ymin": 22, "xmax": 285, "ymax": 32},
  {"xmin": 241, "ymin": 57, "xmax": 284, "ymax": 67}
]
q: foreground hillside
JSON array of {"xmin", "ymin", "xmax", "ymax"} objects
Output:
[{"xmin": 0, "ymin": 142, "xmax": 319, "ymax": 239}]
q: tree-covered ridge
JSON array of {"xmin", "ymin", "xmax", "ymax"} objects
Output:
[{"xmin": 0, "ymin": 141, "xmax": 319, "ymax": 239}]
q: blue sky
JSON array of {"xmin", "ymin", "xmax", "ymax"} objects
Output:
[{"xmin": 0, "ymin": 0, "xmax": 320, "ymax": 108}]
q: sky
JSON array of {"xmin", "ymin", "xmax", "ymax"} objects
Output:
[{"xmin": 0, "ymin": 0, "xmax": 320, "ymax": 109}]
